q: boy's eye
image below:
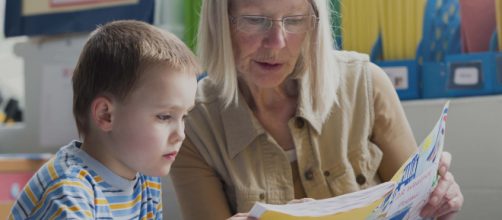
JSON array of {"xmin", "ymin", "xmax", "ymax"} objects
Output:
[{"xmin": 157, "ymin": 115, "xmax": 172, "ymax": 121}]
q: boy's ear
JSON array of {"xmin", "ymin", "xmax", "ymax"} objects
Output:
[{"xmin": 90, "ymin": 96, "xmax": 114, "ymax": 132}]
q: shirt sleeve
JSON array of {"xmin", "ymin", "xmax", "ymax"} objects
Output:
[
  {"xmin": 170, "ymin": 137, "xmax": 233, "ymax": 220},
  {"xmin": 27, "ymin": 177, "xmax": 95, "ymax": 219},
  {"xmin": 369, "ymin": 63, "xmax": 418, "ymax": 181}
]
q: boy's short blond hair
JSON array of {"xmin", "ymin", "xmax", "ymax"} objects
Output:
[{"xmin": 72, "ymin": 20, "xmax": 200, "ymax": 137}]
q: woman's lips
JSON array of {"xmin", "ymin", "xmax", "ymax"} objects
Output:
[{"xmin": 255, "ymin": 61, "xmax": 283, "ymax": 70}]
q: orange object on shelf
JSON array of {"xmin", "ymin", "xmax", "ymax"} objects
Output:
[{"xmin": 0, "ymin": 154, "xmax": 51, "ymax": 219}]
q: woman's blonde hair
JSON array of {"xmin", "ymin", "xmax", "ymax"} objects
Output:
[{"xmin": 197, "ymin": 0, "xmax": 338, "ymax": 122}]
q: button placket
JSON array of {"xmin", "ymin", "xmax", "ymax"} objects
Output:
[
  {"xmin": 323, "ymin": 171, "xmax": 331, "ymax": 177},
  {"xmin": 261, "ymin": 134, "xmax": 294, "ymax": 203},
  {"xmin": 292, "ymin": 116, "xmax": 330, "ymax": 198},
  {"xmin": 295, "ymin": 117, "xmax": 305, "ymax": 129},
  {"xmin": 356, "ymin": 174, "xmax": 366, "ymax": 185},
  {"xmin": 259, "ymin": 193, "xmax": 265, "ymax": 200},
  {"xmin": 304, "ymin": 169, "xmax": 314, "ymax": 181}
]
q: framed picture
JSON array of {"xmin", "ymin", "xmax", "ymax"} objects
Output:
[{"xmin": 4, "ymin": 0, "xmax": 154, "ymax": 37}]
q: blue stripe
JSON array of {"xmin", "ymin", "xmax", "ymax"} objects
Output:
[{"xmin": 8, "ymin": 142, "xmax": 163, "ymax": 219}]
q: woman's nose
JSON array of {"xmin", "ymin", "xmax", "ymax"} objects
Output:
[{"xmin": 263, "ymin": 22, "xmax": 287, "ymax": 49}]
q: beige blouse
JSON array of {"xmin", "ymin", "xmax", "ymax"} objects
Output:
[{"xmin": 170, "ymin": 51, "xmax": 418, "ymax": 220}]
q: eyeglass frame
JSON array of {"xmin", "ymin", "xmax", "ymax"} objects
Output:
[{"xmin": 228, "ymin": 15, "xmax": 319, "ymax": 34}]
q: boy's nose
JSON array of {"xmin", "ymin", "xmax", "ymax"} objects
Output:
[{"xmin": 169, "ymin": 122, "xmax": 186, "ymax": 144}]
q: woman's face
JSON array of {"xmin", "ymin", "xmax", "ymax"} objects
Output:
[{"xmin": 229, "ymin": 0, "xmax": 313, "ymax": 89}]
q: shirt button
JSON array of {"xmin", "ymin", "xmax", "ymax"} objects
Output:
[
  {"xmin": 259, "ymin": 193, "xmax": 265, "ymax": 200},
  {"xmin": 323, "ymin": 171, "xmax": 330, "ymax": 177},
  {"xmin": 295, "ymin": 118, "xmax": 305, "ymax": 129},
  {"xmin": 356, "ymin": 174, "xmax": 366, "ymax": 185},
  {"xmin": 304, "ymin": 170, "xmax": 314, "ymax": 180}
]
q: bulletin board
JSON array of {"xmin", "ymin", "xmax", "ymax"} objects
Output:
[{"xmin": 4, "ymin": 0, "xmax": 154, "ymax": 37}]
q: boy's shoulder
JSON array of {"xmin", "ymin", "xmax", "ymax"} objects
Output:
[
  {"xmin": 8, "ymin": 141, "xmax": 100, "ymax": 219},
  {"xmin": 40, "ymin": 141, "xmax": 100, "ymax": 184},
  {"xmin": 26, "ymin": 140, "xmax": 100, "ymax": 197}
]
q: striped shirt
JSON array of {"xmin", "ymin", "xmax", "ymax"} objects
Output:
[{"xmin": 9, "ymin": 140, "xmax": 163, "ymax": 220}]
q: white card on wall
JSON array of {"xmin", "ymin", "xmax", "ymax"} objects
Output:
[
  {"xmin": 453, "ymin": 67, "xmax": 479, "ymax": 86},
  {"xmin": 382, "ymin": 66, "xmax": 409, "ymax": 90}
]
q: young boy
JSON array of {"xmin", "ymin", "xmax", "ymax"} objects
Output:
[{"xmin": 8, "ymin": 20, "xmax": 200, "ymax": 219}]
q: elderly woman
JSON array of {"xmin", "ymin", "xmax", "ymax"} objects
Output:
[{"xmin": 171, "ymin": 0, "xmax": 463, "ymax": 219}]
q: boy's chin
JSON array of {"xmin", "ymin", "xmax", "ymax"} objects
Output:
[{"xmin": 142, "ymin": 165, "xmax": 172, "ymax": 177}]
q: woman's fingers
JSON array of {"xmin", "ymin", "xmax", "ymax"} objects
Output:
[
  {"xmin": 420, "ymin": 171, "xmax": 463, "ymax": 218},
  {"xmin": 435, "ymin": 182, "xmax": 463, "ymax": 219},
  {"xmin": 438, "ymin": 152, "xmax": 452, "ymax": 176}
]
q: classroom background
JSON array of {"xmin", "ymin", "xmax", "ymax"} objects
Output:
[{"xmin": 0, "ymin": 0, "xmax": 501, "ymax": 219}]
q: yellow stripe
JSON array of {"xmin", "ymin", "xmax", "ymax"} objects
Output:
[
  {"xmin": 141, "ymin": 212, "xmax": 155, "ymax": 220},
  {"xmin": 156, "ymin": 202, "xmax": 162, "ymax": 211},
  {"xmin": 95, "ymin": 198, "xmax": 109, "ymax": 206},
  {"xmin": 25, "ymin": 185, "xmax": 38, "ymax": 205},
  {"xmin": 83, "ymin": 210, "xmax": 92, "ymax": 218},
  {"xmin": 48, "ymin": 207, "xmax": 63, "ymax": 220},
  {"xmin": 94, "ymin": 176, "xmax": 103, "ymax": 182},
  {"xmin": 77, "ymin": 170, "xmax": 88, "ymax": 179},
  {"xmin": 48, "ymin": 205, "xmax": 92, "ymax": 220},
  {"xmin": 32, "ymin": 180, "xmax": 93, "ymax": 214},
  {"xmin": 109, "ymin": 193, "xmax": 142, "ymax": 210},
  {"xmin": 145, "ymin": 181, "xmax": 161, "ymax": 190},
  {"xmin": 47, "ymin": 160, "xmax": 58, "ymax": 180},
  {"xmin": 76, "ymin": 169, "xmax": 103, "ymax": 183}
]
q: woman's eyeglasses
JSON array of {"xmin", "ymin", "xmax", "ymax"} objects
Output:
[{"xmin": 229, "ymin": 15, "xmax": 318, "ymax": 34}]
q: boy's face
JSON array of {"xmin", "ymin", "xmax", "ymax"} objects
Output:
[{"xmin": 107, "ymin": 66, "xmax": 197, "ymax": 178}]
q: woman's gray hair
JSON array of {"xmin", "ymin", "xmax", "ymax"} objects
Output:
[{"xmin": 197, "ymin": 0, "xmax": 338, "ymax": 122}]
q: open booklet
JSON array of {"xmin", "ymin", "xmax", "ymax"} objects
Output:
[{"xmin": 249, "ymin": 101, "xmax": 450, "ymax": 220}]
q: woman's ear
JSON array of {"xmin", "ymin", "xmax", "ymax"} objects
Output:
[{"xmin": 90, "ymin": 96, "xmax": 114, "ymax": 132}]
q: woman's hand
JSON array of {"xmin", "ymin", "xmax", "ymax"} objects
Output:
[
  {"xmin": 420, "ymin": 152, "xmax": 464, "ymax": 219},
  {"xmin": 226, "ymin": 213, "xmax": 257, "ymax": 220}
]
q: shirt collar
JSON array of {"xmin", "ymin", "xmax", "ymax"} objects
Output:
[
  {"xmin": 222, "ymin": 91, "xmax": 265, "ymax": 159},
  {"xmin": 70, "ymin": 141, "xmax": 138, "ymax": 193},
  {"xmin": 296, "ymin": 97, "xmax": 323, "ymax": 134},
  {"xmin": 221, "ymin": 89, "xmax": 324, "ymax": 159}
]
